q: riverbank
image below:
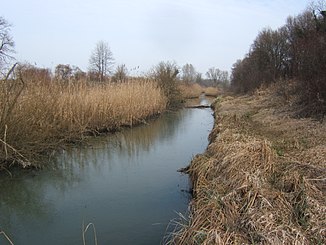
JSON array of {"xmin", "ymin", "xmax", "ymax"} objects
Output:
[
  {"xmin": 173, "ymin": 86, "xmax": 326, "ymax": 244},
  {"xmin": 0, "ymin": 106, "xmax": 214, "ymax": 245},
  {"xmin": 0, "ymin": 79, "xmax": 166, "ymax": 170},
  {"xmin": 0, "ymin": 77, "xmax": 217, "ymax": 171}
]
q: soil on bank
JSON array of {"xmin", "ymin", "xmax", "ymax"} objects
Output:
[{"xmin": 172, "ymin": 86, "xmax": 326, "ymax": 244}]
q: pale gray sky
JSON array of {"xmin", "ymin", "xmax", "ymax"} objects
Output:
[{"xmin": 2, "ymin": 0, "xmax": 310, "ymax": 75}]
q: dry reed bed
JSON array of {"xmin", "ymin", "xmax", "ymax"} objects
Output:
[
  {"xmin": 178, "ymin": 83, "xmax": 220, "ymax": 99},
  {"xmin": 0, "ymin": 79, "xmax": 166, "ymax": 168},
  {"xmin": 204, "ymin": 86, "xmax": 219, "ymax": 97},
  {"xmin": 171, "ymin": 88, "xmax": 325, "ymax": 244},
  {"xmin": 179, "ymin": 83, "xmax": 204, "ymax": 99}
]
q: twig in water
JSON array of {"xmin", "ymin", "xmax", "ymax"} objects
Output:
[{"xmin": 0, "ymin": 138, "xmax": 31, "ymax": 167}]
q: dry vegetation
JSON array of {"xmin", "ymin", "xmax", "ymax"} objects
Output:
[
  {"xmin": 0, "ymin": 77, "xmax": 166, "ymax": 169},
  {"xmin": 231, "ymin": 6, "xmax": 326, "ymax": 118},
  {"xmin": 204, "ymin": 86, "xmax": 219, "ymax": 97},
  {"xmin": 179, "ymin": 83, "xmax": 219, "ymax": 100},
  {"xmin": 171, "ymin": 83, "xmax": 325, "ymax": 244},
  {"xmin": 179, "ymin": 83, "xmax": 204, "ymax": 99}
]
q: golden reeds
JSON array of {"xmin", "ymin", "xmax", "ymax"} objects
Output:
[
  {"xmin": 0, "ymin": 78, "xmax": 166, "ymax": 168},
  {"xmin": 171, "ymin": 84, "xmax": 326, "ymax": 244},
  {"xmin": 179, "ymin": 83, "xmax": 204, "ymax": 99},
  {"xmin": 204, "ymin": 87, "xmax": 219, "ymax": 97},
  {"xmin": 178, "ymin": 83, "xmax": 220, "ymax": 99}
]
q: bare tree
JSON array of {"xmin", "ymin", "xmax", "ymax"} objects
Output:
[
  {"xmin": 88, "ymin": 41, "xmax": 114, "ymax": 82},
  {"xmin": 230, "ymin": 5, "xmax": 326, "ymax": 116},
  {"xmin": 195, "ymin": 72, "xmax": 203, "ymax": 84},
  {"xmin": 112, "ymin": 64, "xmax": 128, "ymax": 83},
  {"xmin": 181, "ymin": 63, "xmax": 197, "ymax": 84},
  {"xmin": 310, "ymin": 0, "xmax": 326, "ymax": 13},
  {"xmin": 206, "ymin": 67, "xmax": 219, "ymax": 85},
  {"xmin": 0, "ymin": 17, "xmax": 15, "ymax": 72},
  {"xmin": 206, "ymin": 67, "xmax": 229, "ymax": 87}
]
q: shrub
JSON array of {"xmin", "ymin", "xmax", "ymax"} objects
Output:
[{"xmin": 150, "ymin": 61, "xmax": 183, "ymax": 108}]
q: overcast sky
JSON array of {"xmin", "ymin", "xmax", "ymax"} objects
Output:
[{"xmin": 2, "ymin": 0, "xmax": 310, "ymax": 75}]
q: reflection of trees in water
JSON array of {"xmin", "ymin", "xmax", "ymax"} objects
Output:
[
  {"xmin": 0, "ymin": 109, "xmax": 191, "ymax": 239},
  {"xmin": 0, "ymin": 172, "xmax": 51, "ymax": 234},
  {"xmin": 0, "ymin": 163, "xmax": 81, "ymax": 235},
  {"xmin": 115, "ymin": 110, "xmax": 186, "ymax": 157},
  {"xmin": 185, "ymin": 95, "xmax": 215, "ymax": 107},
  {"xmin": 58, "ymin": 110, "xmax": 188, "ymax": 168}
]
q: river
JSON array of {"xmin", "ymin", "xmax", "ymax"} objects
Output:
[{"xmin": 0, "ymin": 97, "xmax": 214, "ymax": 245}]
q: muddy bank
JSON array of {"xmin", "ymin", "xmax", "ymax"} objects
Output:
[{"xmin": 173, "ymin": 89, "xmax": 326, "ymax": 244}]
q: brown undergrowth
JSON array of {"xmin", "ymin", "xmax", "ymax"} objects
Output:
[{"xmin": 170, "ymin": 84, "xmax": 326, "ymax": 244}]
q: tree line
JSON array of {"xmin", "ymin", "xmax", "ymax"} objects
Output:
[
  {"xmin": 0, "ymin": 16, "xmax": 229, "ymax": 86},
  {"xmin": 230, "ymin": 2, "xmax": 326, "ymax": 117},
  {"xmin": 1, "ymin": 14, "xmax": 230, "ymax": 110}
]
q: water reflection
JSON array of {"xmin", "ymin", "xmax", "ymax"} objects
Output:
[
  {"xmin": 0, "ymin": 171, "xmax": 52, "ymax": 229},
  {"xmin": 58, "ymin": 110, "xmax": 185, "ymax": 170},
  {"xmin": 184, "ymin": 94, "xmax": 215, "ymax": 107},
  {"xmin": 0, "ymin": 108, "xmax": 213, "ymax": 245}
]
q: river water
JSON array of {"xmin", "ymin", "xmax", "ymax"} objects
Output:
[{"xmin": 0, "ymin": 98, "xmax": 213, "ymax": 245}]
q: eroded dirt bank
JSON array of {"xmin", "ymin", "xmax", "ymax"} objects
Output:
[{"xmin": 173, "ymin": 88, "xmax": 326, "ymax": 244}]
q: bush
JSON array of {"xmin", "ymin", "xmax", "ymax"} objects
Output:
[{"xmin": 150, "ymin": 61, "xmax": 183, "ymax": 108}]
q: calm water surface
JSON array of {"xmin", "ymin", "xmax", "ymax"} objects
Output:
[{"xmin": 0, "ymin": 102, "xmax": 213, "ymax": 245}]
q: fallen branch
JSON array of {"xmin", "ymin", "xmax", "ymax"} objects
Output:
[
  {"xmin": 0, "ymin": 138, "xmax": 31, "ymax": 167},
  {"xmin": 185, "ymin": 105, "xmax": 211, "ymax": 109}
]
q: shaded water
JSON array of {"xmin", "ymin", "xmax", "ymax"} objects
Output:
[{"xmin": 0, "ymin": 105, "xmax": 213, "ymax": 244}]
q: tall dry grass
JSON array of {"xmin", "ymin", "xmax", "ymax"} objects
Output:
[
  {"xmin": 178, "ymin": 83, "xmax": 220, "ymax": 99},
  {"xmin": 204, "ymin": 86, "xmax": 219, "ymax": 97},
  {"xmin": 0, "ymin": 77, "xmax": 166, "ymax": 168},
  {"xmin": 170, "ymin": 86, "xmax": 326, "ymax": 244},
  {"xmin": 178, "ymin": 83, "xmax": 204, "ymax": 99}
]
